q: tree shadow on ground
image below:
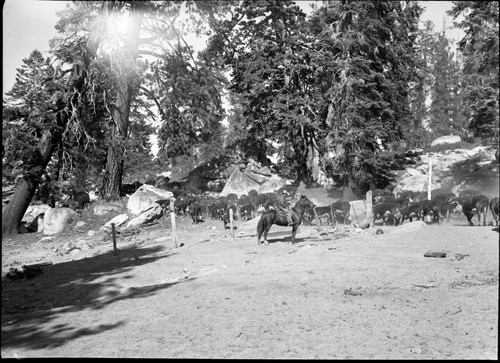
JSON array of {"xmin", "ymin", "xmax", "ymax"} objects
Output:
[{"xmin": 1, "ymin": 244, "xmax": 195, "ymax": 351}]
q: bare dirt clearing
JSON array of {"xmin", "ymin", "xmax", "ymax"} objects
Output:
[{"xmin": 1, "ymin": 211, "xmax": 498, "ymax": 359}]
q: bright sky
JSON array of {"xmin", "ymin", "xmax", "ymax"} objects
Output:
[{"xmin": 2, "ymin": 0, "xmax": 464, "ymax": 97}]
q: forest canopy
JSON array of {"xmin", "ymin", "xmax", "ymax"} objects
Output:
[{"xmin": 2, "ymin": 0, "xmax": 499, "ymax": 237}]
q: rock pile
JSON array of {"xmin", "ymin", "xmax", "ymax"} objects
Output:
[{"xmin": 220, "ymin": 160, "xmax": 285, "ymax": 197}]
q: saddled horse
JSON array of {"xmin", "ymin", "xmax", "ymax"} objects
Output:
[{"xmin": 257, "ymin": 195, "xmax": 315, "ymax": 245}]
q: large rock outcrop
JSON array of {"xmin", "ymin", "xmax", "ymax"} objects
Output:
[
  {"xmin": 393, "ymin": 146, "xmax": 498, "ymax": 196},
  {"xmin": 42, "ymin": 207, "xmax": 79, "ymax": 235},
  {"xmin": 123, "ymin": 203, "xmax": 163, "ymax": 230},
  {"xmin": 100, "ymin": 214, "xmax": 129, "ymax": 232},
  {"xmin": 22, "ymin": 204, "xmax": 51, "ymax": 224},
  {"xmin": 219, "ymin": 160, "xmax": 285, "ymax": 197},
  {"xmin": 430, "ymin": 135, "xmax": 461, "ymax": 147},
  {"xmin": 127, "ymin": 184, "xmax": 173, "ymax": 215}
]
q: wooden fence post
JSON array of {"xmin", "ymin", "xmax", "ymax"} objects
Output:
[
  {"xmin": 427, "ymin": 157, "xmax": 433, "ymax": 200},
  {"xmin": 111, "ymin": 223, "xmax": 118, "ymax": 255},
  {"xmin": 170, "ymin": 198, "xmax": 178, "ymax": 248},
  {"xmin": 229, "ymin": 207, "xmax": 235, "ymax": 239}
]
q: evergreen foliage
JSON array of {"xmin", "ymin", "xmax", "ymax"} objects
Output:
[
  {"xmin": 47, "ymin": 1, "xmax": 226, "ymax": 197},
  {"xmin": 3, "ymin": 0, "xmax": 498, "ymax": 216},
  {"xmin": 427, "ymin": 29, "xmax": 465, "ymax": 137},
  {"xmin": 2, "ymin": 50, "xmax": 60, "ymax": 198},
  {"xmin": 449, "ymin": 1, "xmax": 499, "ymax": 143},
  {"xmin": 202, "ymin": 0, "xmax": 424, "ymax": 188}
]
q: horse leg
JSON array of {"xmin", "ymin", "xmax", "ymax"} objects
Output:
[
  {"xmin": 257, "ymin": 218, "xmax": 266, "ymax": 244},
  {"xmin": 291, "ymin": 224, "xmax": 298, "ymax": 244},
  {"xmin": 263, "ymin": 226, "xmax": 270, "ymax": 245}
]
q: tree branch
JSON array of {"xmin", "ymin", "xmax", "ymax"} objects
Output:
[{"xmin": 140, "ymin": 86, "xmax": 164, "ymax": 118}]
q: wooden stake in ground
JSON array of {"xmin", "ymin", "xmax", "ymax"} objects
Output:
[
  {"xmin": 170, "ymin": 198, "xmax": 178, "ymax": 248},
  {"xmin": 111, "ymin": 223, "xmax": 118, "ymax": 255},
  {"xmin": 359, "ymin": 190, "xmax": 373, "ymax": 229},
  {"xmin": 229, "ymin": 207, "xmax": 235, "ymax": 239},
  {"xmin": 427, "ymin": 157, "xmax": 432, "ymax": 200}
]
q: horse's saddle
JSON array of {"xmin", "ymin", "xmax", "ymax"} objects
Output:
[{"xmin": 277, "ymin": 211, "xmax": 293, "ymax": 226}]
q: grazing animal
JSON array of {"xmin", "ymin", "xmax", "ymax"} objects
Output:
[
  {"xmin": 311, "ymin": 201, "xmax": 351, "ymax": 226},
  {"xmin": 237, "ymin": 195, "xmax": 252, "ymax": 208},
  {"xmin": 255, "ymin": 193, "xmax": 279, "ymax": 211},
  {"xmin": 432, "ymin": 191, "xmax": 456, "ymax": 202},
  {"xmin": 457, "ymin": 194, "xmax": 490, "ymax": 226},
  {"xmin": 257, "ymin": 195, "xmax": 315, "ymax": 245},
  {"xmin": 490, "ymin": 197, "xmax": 499, "ymax": 226},
  {"xmin": 419, "ymin": 199, "xmax": 445, "ymax": 224},
  {"xmin": 371, "ymin": 189, "xmax": 395, "ymax": 204},
  {"xmin": 120, "ymin": 183, "xmax": 138, "ymax": 196},
  {"xmin": 59, "ymin": 191, "xmax": 94, "ymax": 209},
  {"xmin": 438, "ymin": 200, "xmax": 458, "ymax": 223},
  {"xmin": 421, "ymin": 191, "xmax": 452, "ymax": 203},
  {"xmin": 374, "ymin": 195, "xmax": 395, "ymax": 204},
  {"xmin": 239, "ymin": 204, "xmax": 255, "ymax": 221},
  {"xmin": 177, "ymin": 196, "xmax": 197, "ymax": 216},
  {"xmin": 330, "ymin": 201, "xmax": 351, "ymax": 225},
  {"xmin": 312, "ymin": 205, "xmax": 332, "ymax": 225},
  {"xmin": 400, "ymin": 202, "xmax": 425, "ymax": 224},
  {"xmin": 209, "ymin": 199, "xmax": 227, "ymax": 220},
  {"xmin": 373, "ymin": 202, "xmax": 403, "ymax": 226},
  {"xmin": 459, "ymin": 189, "xmax": 482, "ymax": 198},
  {"xmin": 189, "ymin": 202, "xmax": 203, "ymax": 224},
  {"xmin": 397, "ymin": 190, "xmax": 426, "ymax": 203}
]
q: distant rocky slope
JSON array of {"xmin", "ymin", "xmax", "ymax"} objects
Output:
[
  {"xmin": 180, "ymin": 143, "xmax": 498, "ymax": 206},
  {"xmin": 392, "ymin": 146, "xmax": 498, "ymax": 197}
]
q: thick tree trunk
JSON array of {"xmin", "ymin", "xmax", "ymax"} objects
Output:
[
  {"xmin": 2, "ymin": 130, "xmax": 55, "ymax": 237},
  {"xmin": 301, "ymin": 126, "xmax": 330, "ymax": 186},
  {"xmin": 102, "ymin": 134, "xmax": 126, "ymax": 200},
  {"xmin": 102, "ymin": 79, "xmax": 131, "ymax": 199},
  {"xmin": 101, "ymin": 3, "xmax": 144, "ymax": 200}
]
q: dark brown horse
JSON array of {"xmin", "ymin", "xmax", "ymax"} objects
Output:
[{"xmin": 257, "ymin": 195, "xmax": 315, "ymax": 245}]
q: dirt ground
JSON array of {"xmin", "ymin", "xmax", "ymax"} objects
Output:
[{"xmin": 1, "ymin": 201, "xmax": 498, "ymax": 359}]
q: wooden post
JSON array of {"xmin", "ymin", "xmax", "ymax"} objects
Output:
[
  {"xmin": 359, "ymin": 190, "xmax": 373, "ymax": 229},
  {"xmin": 229, "ymin": 207, "xmax": 235, "ymax": 239},
  {"xmin": 170, "ymin": 198, "xmax": 178, "ymax": 248},
  {"xmin": 427, "ymin": 157, "xmax": 432, "ymax": 200},
  {"xmin": 111, "ymin": 223, "xmax": 118, "ymax": 255}
]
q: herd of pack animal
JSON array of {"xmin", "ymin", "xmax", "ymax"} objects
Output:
[
  {"xmin": 162, "ymin": 186, "xmax": 499, "ymax": 245},
  {"xmin": 33, "ymin": 177, "xmax": 499, "ymax": 243},
  {"xmin": 168, "ymin": 187, "xmax": 499, "ymax": 230},
  {"xmin": 369, "ymin": 188, "xmax": 498, "ymax": 227}
]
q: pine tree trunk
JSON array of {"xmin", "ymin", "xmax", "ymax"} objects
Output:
[
  {"xmin": 2, "ymin": 130, "xmax": 55, "ymax": 237},
  {"xmin": 302, "ymin": 126, "xmax": 330, "ymax": 186},
  {"xmin": 102, "ymin": 133, "xmax": 125, "ymax": 200},
  {"xmin": 101, "ymin": 3, "xmax": 144, "ymax": 200},
  {"xmin": 102, "ymin": 79, "xmax": 131, "ymax": 199}
]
